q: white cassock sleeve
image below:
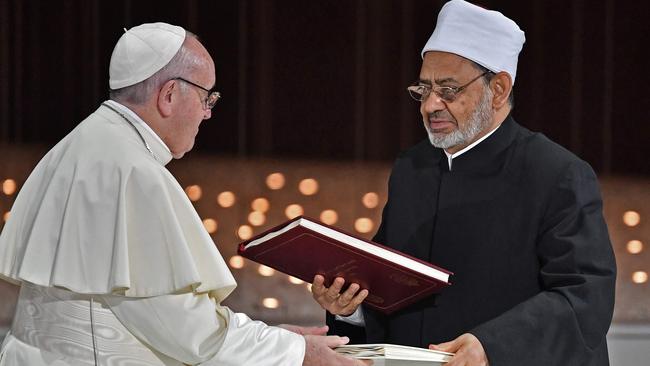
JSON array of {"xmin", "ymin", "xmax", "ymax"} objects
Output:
[{"xmin": 102, "ymin": 292, "xmax": 306, "ymax": 365}]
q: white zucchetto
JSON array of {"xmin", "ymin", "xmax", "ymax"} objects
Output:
[
  {"xmin": 109, "ymin": 22, "xmax": 186, "ymax": 90},
  {"xmin": 421, "ymin": 0, "xmax": 525, "ymax": 84}
]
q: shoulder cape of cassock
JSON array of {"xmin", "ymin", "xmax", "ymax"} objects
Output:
[{"xmin": 0, "ymin": 104, "xmax": 236, "ymax": 301}]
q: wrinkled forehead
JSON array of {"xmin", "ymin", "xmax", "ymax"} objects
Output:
[{"xmin": 419, "ymin": 51, "xmax": 479, "ymax": 84}]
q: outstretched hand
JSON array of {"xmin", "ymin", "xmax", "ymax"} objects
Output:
[
  {"xmin": 429, "ymin": 333, "xmax": 489, "ymax": 366},
  {"xmin": 303, "ymin": 335, "xmax": 373, "ymax": 366},
  {"xmin": 311, "ymin": 275, "xmax": 368, "ymax": 316}
]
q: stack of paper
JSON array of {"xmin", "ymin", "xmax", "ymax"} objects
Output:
[{"xmin": 335, "ymin": 344, "xmax": 453, "ymax": 366}]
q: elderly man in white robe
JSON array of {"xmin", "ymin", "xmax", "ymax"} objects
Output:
[{"xmin": 0, "ymin": 22, "xmax": 367, "ymax": 366}]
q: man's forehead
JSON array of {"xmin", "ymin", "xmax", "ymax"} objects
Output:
[{"xmin": 419, "ymin": 51, "xmax": 475, "ymax": 83}]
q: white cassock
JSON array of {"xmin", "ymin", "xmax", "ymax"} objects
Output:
[{"xmin": 0, "ymin": 101, "xmax": 305, "ymax": 365}]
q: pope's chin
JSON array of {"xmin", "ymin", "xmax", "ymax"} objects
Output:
[
  {"xmin": 171, "ymin": 146, "xmax": 192, "ymax": 159},
  {"xmin": 174, "ymin": 138, "xmax": 198, "ymax": 159}
]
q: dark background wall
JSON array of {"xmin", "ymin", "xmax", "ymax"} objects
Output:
[{"xmin": 0, "ymin": 0, "xmax": 648, "ymax": 175}]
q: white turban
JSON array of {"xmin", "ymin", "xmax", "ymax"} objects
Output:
[
  {"xmin": 109, "ymin": 22, "xmax": 186, "ymax": 90},
  {"xmin": 421, "ymin": 0, "xmax": 525, "ymax": 84}
]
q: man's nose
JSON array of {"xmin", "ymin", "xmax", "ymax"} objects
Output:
[{"xmin": 421, "ymin": 93, "xmax": 446, "ymax": 114}]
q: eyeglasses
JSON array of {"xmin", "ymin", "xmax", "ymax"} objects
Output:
[
  {"xmin": 172, "ymin": 77, "xmax": 221, "ymax": 110},
  {"xmin": 406, "ymin": 71, "xmax": 492, "ymax": 103}
]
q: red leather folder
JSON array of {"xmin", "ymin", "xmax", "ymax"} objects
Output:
[{"xmin": 238, "ymin": 216, "xmax": 452, "ymax": 314}]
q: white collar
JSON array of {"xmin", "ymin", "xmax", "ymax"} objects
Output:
[
  {"xmin": 104, "ymin": 100, "xmax": 171, "ymax": 154},
  {"xmin": 443, "ymin": 124, "xmax": 501, "ymax": 170}
]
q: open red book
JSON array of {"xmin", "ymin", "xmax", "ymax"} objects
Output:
[{"xmin": 238, "ymin": 216, "xmax": 452, "ymax": 314}]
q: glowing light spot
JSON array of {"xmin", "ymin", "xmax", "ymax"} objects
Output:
[
  {"xmin": 632, "ymin": 271, "xmax": 648, "ymax": 284},
  {"xmin": 362, "ymin": 192, "xmax": 379, "ymax": 209},
  {"xmin": 288, "ymin": 276, "xmax": 304, "ymax": 285},
  {"xmin": 320, "ymin": 210, "xmax": 338, "ymax": 225},
  {"xmin": 623, "ymin": 211, "xmax": 641, "ymax": 227},
  {"xmin": 307, "ymin": 284, "xmax": 313, "ymax": 292},
  {"xmin": 299, "ymin": 178, "xmax": 319, "ymax": 196},
  {"xmin": 266, "ymin": 173, "xmax": 285, "ymax": 190},
  {"xmin": 258, "ymin": 265, "xmax": 275, "ymax": 277},
  {"xmin": 248, "ymin": 211, "xmax": 266, "ymax": 226},
  {"xmin": 627, "ymin": 240, "xmax": 644, "ymax": 254},
  {"xmin": 229, "ymin": 255, "xmax": 244, "ymax": 269},
  {"xmin": 237, "ymin": 225, "xmax": 253, "ymax": 240},
  {"xmin": 251, "ymin": 198, "xmax": 270, "ymax": 213},
  {"xmin": 217, "ymin": 191, "xmax": 236, "ymax": 208},
  {"xmin": 2, "ymin": 179, "xmax": 17, "ymax": 195},
  {"xmin": 262, "ymin": 297, "xmax": 279, "ymax": 309},
  {"xmin": 3, "ymin": 211, "xmax": 9, "ymax": 222},
  {"xmin": 203, "ymin": 218, "xmax": 218, "ymax": 234},
  {"xmin": 354, "ymin": 218, "xmax": 374, "ymax": 233},
  {"xmin": 185, "ymin": 185, "xmax": 202, "ymax": 201},
  {"xmin": 285, "ymin": 204, "xmax": 304, "ymax": 219}
]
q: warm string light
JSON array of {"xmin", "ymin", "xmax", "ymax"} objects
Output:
[
  {"xmin": 288, "ymin": 276, "xmax": 304, "ymax": 285},
  {"xmin": 2, "ymin": 179, "xmax": 17, "ymax": 195},
  {"xmin": 623, "ymin": 211, "xmax": 641, "ymax": 227},
  {"xmin": 299, "ymin": 178, "xmax": 319, "ymax": 196},
  {"xmin": 237, "ymin": 225, "xmax": 253, "ymax": 240},
  {"xmin": 354, "ymin": 218, "xmax": 374, "ymax": 233},
  {"xmin": 185, "ymin": 185, "xmax": 202, "ymax": 201},
  {"xmin": 632, "ymin": 271, "xmax": 648, "ymax": 284},
  {"xmin": 217, "ymin": 191, "xmax": 236, "ymax": 207},
  {"xmin": 362, "ymin": 192, "xmax": 379, "ymax": 209},
  {"xmin": 262, "ymin": 297, "xmax": 279, "ymax": 309},
  {"xmin": 626, "ymin": 240, "xmax": 644, "ymax": 254},
  {"xmin": 251, "ymin": 198, "xmax": 270, "ymax": 213},
  {"xmin": 285, "ymin": 204, "xmax": 304, "ymax": 219},
  {"xmin": 320, "ymin": 210, "xmax": 338, "ymax": 225},
  {"xmin": 248, "ymin": 211, "xmax": 266, "ymax": 226},
  {"xmin": 202, "ymin": 218, "xmax": 218, "ymax": 234},
  {"xmin": 3, "ymin": 211, "xmax": 10, "ymax": 222},
  {"xmin": 266, "ymin": 173, "xmax": 285, "ymax": 190},
  {"xmin": 258, "ymin": 265, "xmax": 275, "ymax": 277},
  {"xmin": 229, "ymin": 255, "xmax": 244, "ymax": 269}
]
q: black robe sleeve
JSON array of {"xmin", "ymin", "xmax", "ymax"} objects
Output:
[{"xmin": 470, "ymin": 160, "xmax": 616, "ymax": 365}]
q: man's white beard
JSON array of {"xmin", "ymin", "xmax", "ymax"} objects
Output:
[{"xmin": 426, "ymin": 87, "xmax": 493, "ymax": 149}]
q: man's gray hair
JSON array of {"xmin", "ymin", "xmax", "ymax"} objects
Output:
[
  {"xmin": 471, "ymin": 61, "xmax": 515, "ymax": 108},
  {"xmin": 109, "ymin": 32, "xmax": 203, "ymax": 105}
]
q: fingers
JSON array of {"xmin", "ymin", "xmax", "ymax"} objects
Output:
[
  {"xmin": 338, "ymin": 283, "xmax": 360, "ymax": 304},
  {"xmin": 324, "ymin": 335, "xmax": 350, "ymax": 348},
  {"xmin": 312, "ymin": 275, "xmax": 367, "ymax": 315},
  {"xmin": 325, "ymin": 277, "xmax": 345, "ymax": 301},
  {"xmin": 430, "ymin": 338, "xmax": 459, "ymax": 353},
  {"xmin": 311, "ymin": 275, "xmax": 326, "ymax": 297},
  {"xmin": 304, "ymin": 335, "xmax": 374, "ymax": 366},
  {"xmin": 343, "ymin": 288, "xmax": 368, "ymax": 313},
  {"xmin": 430, "ymin": 334, "xmax": 489, "ymax": 366}
]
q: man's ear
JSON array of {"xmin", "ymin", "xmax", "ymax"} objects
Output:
[
  {"xmin": 490, "ymin": 72, "xmax": 512, "ymax": 109},
  {"xmin": 157, "ymin": 79, "xmax": 177, "ymax": 117}
]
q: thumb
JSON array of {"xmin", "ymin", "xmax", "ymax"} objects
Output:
[
  {"xmin": 429, "ymin": 338, "xmax": 458, "ymax": 353},
  {"xmin": 325, "ymin": 335, "xmax": 350, "ymax": 348}
]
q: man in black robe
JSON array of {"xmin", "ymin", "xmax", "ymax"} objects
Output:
[{"xmin": 311, "ymin": 1, "xmax": 616, "ymax": 365}]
